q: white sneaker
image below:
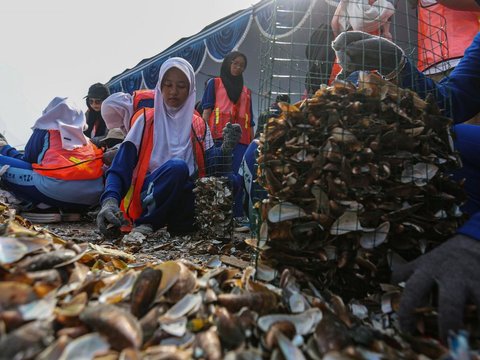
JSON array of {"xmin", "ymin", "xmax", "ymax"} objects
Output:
[
  {"xmin": 132, "ymin": 224, "xmax": 154, "ymax": 235},
  {"xmin": 234, "ymin": 217, "xmax": 250, "ymax": 232}
]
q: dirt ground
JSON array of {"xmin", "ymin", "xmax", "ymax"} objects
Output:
[{"xmin": 43, "ymin": 217, "xmax": 256, "ymax": 268}]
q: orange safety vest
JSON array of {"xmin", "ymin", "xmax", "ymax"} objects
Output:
[
  {"xmin": 32, "ymin": 130, "xmax": 103, "ymax": 181},
  {"xmin": 132, "ymin": 89, "xmax": 155, "ymax": 112},
  {"xmin": 208, "ymin": 77, "xmax": 252, "ymax": 145},
  {"xmin": 121, "ymin": 109, "xmax": 207, "ymax": 221},
  {"xmin": 417, "ymin": 3, "xmax": 480, "ymax": 73}
]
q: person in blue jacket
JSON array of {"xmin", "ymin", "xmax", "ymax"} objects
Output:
[
  {"xmin": 240, "ymin": 94, "xmax": 291, "ymax": 230},
  {"xmin": 96, "ymin": 57, "xmax": 240, "ymax": 237},
  {"xmin": 201, "ymin": 52, "xmax": 254, "ymax": 224},
  {"xmin": 332, "ymin": 19, "xmax": 480, "ymax": 340},
  {"xmin": 0, "ymin": 97, "xmax": 104, "ymax": 211}
]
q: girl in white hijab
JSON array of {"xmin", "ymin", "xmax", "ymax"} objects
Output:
[
  {"xmin": 96, "ymin": 57, "xmax": 241, "ymax": 237},
  {"xmin": 100, "ymin": 92, "xmax": 134, "ymax": 136},
  {"xmin": 0, "ymin": 97, "xmax": 104, "ymax": 213}
]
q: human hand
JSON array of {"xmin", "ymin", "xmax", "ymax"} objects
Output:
[
  {"xmin": 96, "ymin": 198, "xmax": 124, "ymax": 235},
  {"xmin": 90, "ymin": 136, "xmax": 104, "ymax": 148},
  {"xmin": 332, "ymin": 31, "xmax": 405, "ymax": 80},
  {"xmin": 391, "ymin": 234, "xmax": 480, "ymax": 342},
  {"xmin": 221, "ymin": 122, "xmax": 242, "ymax": 155},
  {"xmin": 102, "ymin": 147, "xmax": 119, "ymax": 166}
]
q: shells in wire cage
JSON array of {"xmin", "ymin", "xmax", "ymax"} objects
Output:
[
  {"xmin": 257, "ymin": 72, "xmax": 466, "ymax": 299},
  {"xmin": 193, "ymin": 176, "xmax": 233, "ymax": 239}
]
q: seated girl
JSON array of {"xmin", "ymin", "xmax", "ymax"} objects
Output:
[
  {"xmin": 0, "ymin": 97, "xmax": 104, "ymax": 211},
  {"xmin": 96, "ymin": 57, "xmax": 240, "ymax": 236}
]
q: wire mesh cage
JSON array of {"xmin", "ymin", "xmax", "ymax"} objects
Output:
[{"xmin": 252, "ymin": 0, "xmax": 471, "ymax": 311}]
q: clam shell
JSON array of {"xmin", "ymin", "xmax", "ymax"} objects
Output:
[
  {"xmin": 0, "ymin": 320, "xmax": 53, "ymax": 359},
  {"xmin": 17, "ymin": 249, "xmax": 77, "ymax": 271},
  {"xmin": 258, "ymin": 308, "xmax": 323, "ymax": 335},
  {"xmin": 36, "ymin": 335, "xmax": 69, "ymax": 360},
  {"xmin": 58, "ymin": 333, "xmax": 110, "ymax": 360},
  {"xmin": 0, "ymin": 281, "xmax": 37, "ymax": 308},
  {"xmin": 330, "ymin": 211, "xmax": 364, "ymax": 235},
  {"xmin": 401, "ymin": 162, "xmax": 439, "ymax": 186},
  {"xmin": 215, "ymin": 307, "xmax": 245, "ymax": 349},
  {"xmin": 164, "ymin": 262, "xmax": 197, "ymax": 303},
  {"xmin": 359, "ymin": 222, "xmax": 390, "ymax": 249},
  {"xmin": 0, "ymin": 237, "xmax": 29, "ymax": 265},
  {"xmin": 218, "ymin": 291, "xmax": 278, "ymax": 315},
  {"xmin": 161, "ymin": 293, "xmax": 202, "ymax": 321},
  {"xmin": 276, "ymin": 331, "xmax": 307, "ymax": 360},
  {"xmin": 154, "ymin": 261, "xmax": 181, "ymax": 301},
  {"xmin": 99, "ymin": 269, "xmax": 138, "ymax": 304},
  {"xmin": 18, "ymin": 294, "xmax": 57, "ymax": 321},
  {"xmin": 255, "ymin": 262, "xmax": 277, "ymax": 282},
  {"xmin": 331, "ymin": 127, "xmax": 357, "ymax": 144},
  {"xmin": 55, "ymin": 292, "xmax": 88, "ymax": 324},
  {"xmin": 130, "ymin": 267, "xmax": 162, "ymax": 318},
  {"xmin": 268, "ymin": 202, "xmax": 306, "ymax": 223},
  {"xmin": 80, "ymin": 304, "xmax": 143, "ymax": 350},
  {"xmin": 196, "ymin": 328, "xmax": 222, "ymax": 360},
  {"xmin": 0, "ymin": 236, "xmax": 51, "ymax": 265},
  {"xmin": 161, "ymin": 316, "xmax": 188, "ymax": 337}
]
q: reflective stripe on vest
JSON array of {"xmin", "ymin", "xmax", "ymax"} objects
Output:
[
  {"xmin": 417, "ymin": 4, "xmax": 480, "ymax": 73},
  {"xmin": 121, "ymin": 109, "xmax": 207, "ymax": 222},
  {"xmin": 191, "ymin": 113, "xmax": 207, "ymax": 179},
  {"xmin": 121, "ymin": 108, "xmax": 155, "ymax": 221},
  {"xmin": 130, "ymin": 108, "xmax": 147, "ymax": 129},
  {"xmin": 32, "ymin": 130, "xmax": 103, "ymax": 181},
  {"xmin": 208, "ymin": 77, "xmax": 252, "ymax": 145}
]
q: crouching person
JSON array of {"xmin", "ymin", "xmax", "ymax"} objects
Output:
[
  {"xmin": 0, "ymin": 97, "xmax": 104, "ymax": 211},
  {"xmin": 96, "ymin": 58, "xmax": 240, "ymax": 237}
]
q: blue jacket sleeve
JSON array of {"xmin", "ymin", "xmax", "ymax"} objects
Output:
[
  {"xmin": 22, "ymin": 129, "xmax": 49, "ymax": 163},
  {"xmin": 100, "ymin": 141, "xmax": 138, "ymax": 204},
  {"xmin": 457, "ymin": 213, "xmax": 480, "ymax": 241},
  {"xmin": 399, "ymin": 32, "xmax": 480, "ymax": 123},
  {"xmin": 201, "ymin": 78, "xmax": 216, "ymax": 110},
  {"xmin": 0, "ymin": 145, "xmax": 24, "ymax": 159},
  {"xmin": 0, "ymin": 129, "xmax": 48, "ymax": 162}
]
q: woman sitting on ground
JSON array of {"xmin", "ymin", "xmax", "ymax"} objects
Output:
[
  {"xmin": 0, "ymin": 97, "xmax": 104, "ymax": 211},
  {"xmin": 96, "ymin": 57, "xmax": 240, "ymax": 236}
]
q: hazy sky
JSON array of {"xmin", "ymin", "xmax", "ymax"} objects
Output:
[{"xmin": 0, "ymin": 0, "xmax": 258, "ymax": 147}]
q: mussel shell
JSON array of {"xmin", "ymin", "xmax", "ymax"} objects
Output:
[
  {"xmin": 80, "ymin": 304, "xmax": 143, "ymax": 350},
  {"xmin": 0, "ymin": 320, "xmax": 54, "ymax": 359},
  {"xmin": 131, "ymin": 267, "xmax": 162, "ymax": 318}
]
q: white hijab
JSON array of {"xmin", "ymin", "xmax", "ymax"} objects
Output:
[
  {"xmin": 32, "ymin": 97, "xmax": 88, "ymax": 150},
  {"xmin": 125, "ymin": 57, "xmax": 196, "ymax": 175},
  {"xmin": 101, "ymin": 92, "xmax": 133, "ymax": 136}
]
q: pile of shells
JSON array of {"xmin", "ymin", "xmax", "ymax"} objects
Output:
[
  {"xmin": 194, "ymin": 176, "xmax": 233, "ymax": 240},
  {"xmin": 0, "ymin": 201, "xmax": 461, "ymax": 359},
  {"xmin": 257, "ymin": 72, "xmax": 466, "ymax": 299}
]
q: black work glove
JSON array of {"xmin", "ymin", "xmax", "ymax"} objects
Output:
[
  {"xmin": 221, "ymin": 122, "xmax": 242, "ymax": 155},
  {"xmin": 391, "ymin": 234, "xmax": 480, "ymax": 342},
  {"xmin": 90, "ymin": 136, "xmax": 105, "ymax": 148},
  {"xmin": 332, "ymin": 31, "xmax": 406, "ymax": 80},
  {"xmin": 102, "ymin": 146, "xmax": 119, "ymax": 166},
  {"xmin": 96, "ymin": 198, "xmax": 124, "ymax": 235}
]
